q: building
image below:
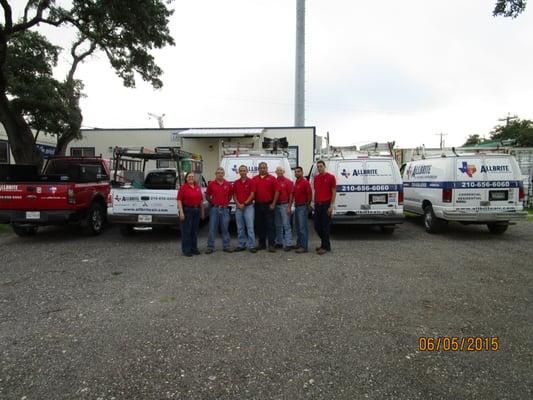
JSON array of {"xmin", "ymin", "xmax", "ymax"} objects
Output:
[
  {"xmin": 66, "ymin": 126, "xmax": 317, "ymax": 176},
  {"xmin": 0, "ymin": 126, "xmax": 57, "ymax": 164}
]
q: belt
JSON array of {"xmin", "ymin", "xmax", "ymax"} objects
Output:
[
  {"xmin": 184, "ymin": 205, "xmax": 200, "ymax": 209},
  {"xmin": 278, "ymin": 201, "xmax": 288, "ymax": 205},
  {"xmin": 315, "ymin": 201, "xmax": 331, "ymax": 206},
  {"xmin": 295, "ymin": 203, "xmax": 307, "ymax": 207},
  {"xmin": 212, "ymin": 205, "xmax": 229, "ymax": 208}
]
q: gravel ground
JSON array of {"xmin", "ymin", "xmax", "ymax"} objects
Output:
[{"xmin": 1, "ymin": 218, "xmax": 532, "ymax": 400}]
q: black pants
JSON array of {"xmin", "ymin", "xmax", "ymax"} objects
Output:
[
  {"xmin": 181, "ymin": 206, "xmax": 200, "ymax": 254},
  {"xmin": 254, "ymin": 202, "xmax": 275, "ymax": 247},
  {"xmin": 314, "ymin": 202, "xmax": 331, "ymax": 251}
]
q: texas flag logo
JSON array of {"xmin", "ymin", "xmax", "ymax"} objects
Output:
[
  {"xmin": 341, "ymin": 169, "xmax": 351, "ymax": 179},
  {"xmin": 458, "ymin": 161, "xmax": 477, "ymax": 177},
  {"xmin": 231, "ymin": 164, "xmax": 238, "ymax": 173}
]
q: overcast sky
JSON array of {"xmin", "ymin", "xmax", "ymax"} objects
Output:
[{"xmin": 16, "ymin": 0, "xmax": 533, "ymax": 148}]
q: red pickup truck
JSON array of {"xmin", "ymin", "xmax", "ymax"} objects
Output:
[{"xmin": 0, "ymin": 156, "xmax": 111, "ymax": 236}]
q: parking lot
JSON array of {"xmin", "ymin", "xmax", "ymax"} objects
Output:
[{"xmin": 1, "ymin": 218, "xmax": 532, "ymax": 399}]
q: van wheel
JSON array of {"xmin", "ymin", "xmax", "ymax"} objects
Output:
[
  {"xmin": 12, "ymin": 224, "xmax": 38, "ymax": 237},
  {"xmin": 423, "ymin": 205, "xmax": 442, "ymax": 234},
  {"xmin": 487, "ymin": 223, "xmax": 508, "ymax": 234},
  {"xmin": 83, "ymin": 202, "xmax": 105, "ymax": 235},
  {"xmin": 380, "ymin": 226, "xmax": 395, "ymax": 234},
  {"xmin": 120, "ymin": 225, "xmax": 135, "ymax": 236}
]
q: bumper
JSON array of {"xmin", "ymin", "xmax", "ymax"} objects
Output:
[
  {"xmin": 331, "ymin": 212, "xmax": 405, "ymax": 225},
  {"xmin": 441, "ymin": 210, "xmax": 528, "ymax": 223},
  {"xmin": 0, "ymin": 209, "xmax": 85, "ymax": 226},
  {"xmin": 108, "ymin": 212, "xmax": 179, "ymax": 226}
]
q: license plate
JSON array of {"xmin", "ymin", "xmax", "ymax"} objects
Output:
[
  {"xmin": 489, "ymin": 190, "xmax": 508, "ymax": 201},
  {"xmin": 370, "ymin": 194, "xmax": 387, "ymax": 204},
  {"xmin": 138, "ymin": 215, "xmax": 152, "ymax": 223},
  {"xmin": 26, "ymin": 211, "xmax": 40, "ymax": 220}
]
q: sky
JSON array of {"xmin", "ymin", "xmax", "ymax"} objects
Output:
[{"xmin": 12, "ymin": 0, "xmax": 533, "ymax": 148}]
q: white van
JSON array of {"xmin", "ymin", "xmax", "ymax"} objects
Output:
[
  {"xmin": 220, "ymin": 153, "xmax": 294, "ymax": 214},
  {"xmin": 402, "ymin": 154, "xmax": 527, "ymax": 234},
  {"xmin": 309, "ymin": 156, "xmax": 404, "ymax": 233}
]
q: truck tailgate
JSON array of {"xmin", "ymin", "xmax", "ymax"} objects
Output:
[
  {"xmin": 0, "ymin": 183, "xmax": 70, "ymax": 210},
  {"xmin": 111, "ymin": 188, "xmax": 178, "ymax": 215}
]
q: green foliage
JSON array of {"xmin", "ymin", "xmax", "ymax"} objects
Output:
[
  {"xmin": 0, "ymin": 0, "xmax": 175, "ymax": 161},
  {"xmin": 464, "ymin": 134, "xmax": 483, "ymax": 146},
  {"xmin": 491, "ymin": 118, "xmax": 533, "ymax": 147},
  {"xmin": 493, "ymin": 0, "xmax": 527, "ymax": 17}
]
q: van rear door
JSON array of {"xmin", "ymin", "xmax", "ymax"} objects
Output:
[
  {"xmin": 454, "ymin": 156, "xmax": 518, "ymax": 210},
  {"xmin": 365, "ymin": 160, "xmax": 399, "ymax": 212},
  {"xmin": 335, "ymin": 160, "xmax": 367, "ymax": 212}
]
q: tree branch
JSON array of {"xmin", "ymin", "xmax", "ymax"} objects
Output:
[
  {"xmin": 9, "ymin": 0, "xmax": 50, "ymax": 34},
  {"xmin": 0, "ymin": 0, "xmax": 13, "ymax": 30},
  {"xmin": 67, "ymin": 37, "xmax": 97, "ymax": 83}
]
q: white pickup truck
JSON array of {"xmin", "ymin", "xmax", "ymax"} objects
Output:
[{"xmin": 108, "ymin": 168, "xmax": 209, "ymax": 235}]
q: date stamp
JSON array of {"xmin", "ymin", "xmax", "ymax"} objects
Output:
[{"xmin": 418, "ymin": 337, "xmax": 500, "ymax": 352}]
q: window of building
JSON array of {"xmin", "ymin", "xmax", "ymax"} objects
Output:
[
  {"xmin": 0, "ymin": 140, "xmax": 9, "ymax": 164},
  {"xmin": 70, "ymin": 147, "xmax": 95, "ymax": 157}
]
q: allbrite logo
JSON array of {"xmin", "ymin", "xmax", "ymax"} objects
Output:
[
  {"xmin": 458, "ymin": 161, "xmax": 477, "ymax": 177},
  {"xmin": 341, "ymin": 169, "xmax": 351, "ymax": 179}
]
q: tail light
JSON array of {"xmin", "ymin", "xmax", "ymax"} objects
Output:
[
  {"xmin": 398, "ymin": 189, "xmax": 404, "ymax": 205},
  {"xmin": 107, "ymin": 193, "xmax": 113, "ymax": 204},
  {"xmin": 67, "ymin": 188, "xmax": 76, "ymax": 205},
  {"xmin": 442, "ymin": 188, "xmax": 453, "ymax": 203},
  {"xmin": 519, "ymin": 184, "xmax": 525, "ymax": 203}
]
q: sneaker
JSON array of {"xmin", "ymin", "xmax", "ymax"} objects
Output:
[
  {"xmin": 192, "ymin": 250, "xmax": 201, "ymax": 256},
  {"xmin": 205, "ymin": 248, "xmax": 214, "ymax": 254},
  {"xmin": 291, "ymin": 245, "xmax": 300, "ymax": 250},
  {"xmin": 268, "ymin": 246, "xmax": 276, "ymax": 253},
  {"xmin": 283, "ymin": 246, "xmax": 292, "ymax": 252},
  {"xmin": 315, "ymin": 246, "xmax": 322, "ymax": 251},
  {"xmin": 274, "ymin": 244, "xmax": 283, "ymax": 249},
  {"xmin": 295, "ymin": 247, "xmax": 307, "ymax": 254},
  {"xmin": 257, "ymin": 244, "xmax": 267, "ymax": 251},
  {"xmin": 249, "ymin": 248, "xmax": 258, "ymax": 253},
  {"xmin": 234, "ymin": 247, "xmax": 246, "ymax": 252},
  {"xmin": 223, "ymin": 248, "xmax": 234, "ymax": 253},
  {"xmin": 317, "ymin": 248, "xmax": 327, "ymax": 255},
  {"xmin": 183, "ymin": 252, "xmax": 193, "ymax": 257}
]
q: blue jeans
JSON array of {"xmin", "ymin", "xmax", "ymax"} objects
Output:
[
  {"xmin": 294, "ymin": 205, "xmax": 309, "ymax": 251},
  {"xmin": 207, "ymin": 206, "xmax": 230, "ymax": 250},
  {"xmin": 314, "ymin": 202, "xmax": 331, "ymax": 251},
  {"xmin": 181, "ymin": 206, "xmax": 200, "ymax": 255},
  {"xmin": 275, "ymin": 203, "xmax": 293, "ymax": 247},
  {"xmin": 235, "ymin": 204, "xmax": 256, "ymax": 249}
]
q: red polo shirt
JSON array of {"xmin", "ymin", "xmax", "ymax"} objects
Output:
[
  {"xmin": 252, "ymin": 174, "xmax": 276, "ymax": 203},
  {"xmin": 233, "ymin": 177, "xmax": 256, "ymax": 204},
  {"xmin": 177, "ymin": 183, "xmax": 203, "ymax": 207},
  {"xmin": 206, "ymin": 179, "xmax": 233, "ymax": 206},
  {"xmin": 293, "ymin": 176, "xmax": 312, "ymax": 205},
  {"xmin": 275, "ymin": 176, "xmax": 293, "ymax": 203},
  {"xmin": 314, "ymin": 172, "xmax": 336, "ymax": 203}
]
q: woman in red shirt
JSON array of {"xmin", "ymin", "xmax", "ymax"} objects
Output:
[{"xmin": 177, "ymin": 172, "xmax": 205, "ymax": 257}]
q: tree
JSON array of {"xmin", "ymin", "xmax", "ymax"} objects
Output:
[
  {"xmin": 464, "ymin": 134, "xmax": 483, "ymax": 146},
  {"xmin": 493, "ymin": 0, "xmax": 527, "ymax": 17},
  {"xmin": 491, "ymin": 118, "xmax": 533, "ymax": 147},
  {"xmin": 0, "ymin": 1, "xmax": 175, "ymax": 165}
]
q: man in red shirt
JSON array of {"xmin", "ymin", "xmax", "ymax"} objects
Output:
[
  {"xmin": 252, "ymin": 162, "xmax": 277, "ymax": 252},
  {"xmin": 233, "ymin": 165, "xmax": 257, "ymax": 253},
  {"xmin": 205, "ymin": 167, "xmax": 233, "ymax": 254},
  {"xmin": 292, "ymin": 166, "xmax": 312, "ymax": 253},
  {"xmin": 274, "ymin": 166, "xmax": 294, "ymax": 251},
  {"xmin": 313, "ymin": 160, "xmax": 336, "ymax": 255},
  {"xmin": 177, "ymin": 171, "xmax": 205, "ymax": 257}
]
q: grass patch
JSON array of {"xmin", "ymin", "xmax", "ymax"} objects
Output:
[
  {"xmin": 160, "ymin": 296, "xmax": 176, "ymax": 303},
  {"xmin": 0, "ymin": 224, "xmax": 11, "ymax": 234}
]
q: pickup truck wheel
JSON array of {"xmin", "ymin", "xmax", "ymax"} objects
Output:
[
  {"xmin": 84, "ymin": 202, "xmax": 105, "ymax": 235},
  {"xmin": 380, "ymin": 225, "xmax": 395, "ymax": 234},
  {"xmin": 120, "ymin": 225, "xmax": 135, "ymax": 236},
  {"xmin": 12, "ymin": 224, "xmax": 38, "ymax": 237},
  {"xmin": 487, "ymin": 223, "xmax": 508, "ymax": 234},
  {"xmin": 423, "ymin": 205, "xmax": 442, "ymax": 234}
]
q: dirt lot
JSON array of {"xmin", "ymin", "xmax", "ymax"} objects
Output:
[{"xmin": 1, "ymin": 219, "xmax": 532, "ymax": 399}]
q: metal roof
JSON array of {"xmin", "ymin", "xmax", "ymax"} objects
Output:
[{"xmin": 177, "ymin": 128, "xmax": 265, "ymax": 138}]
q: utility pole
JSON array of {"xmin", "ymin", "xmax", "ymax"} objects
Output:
[
  {"xmin": 498, "ymin": 112, "xmax": 518, "ymax": 126},
  {"xmin": 148, "ymin": 113, "xmax": 165, "ymax": 129},
  {"xmin": 435, "ymin": 132, "xmax": 448, "ymax": 149},
  {"xmin": 294, "ymin": 0, "xmax": 305, "ymax": 127}
]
